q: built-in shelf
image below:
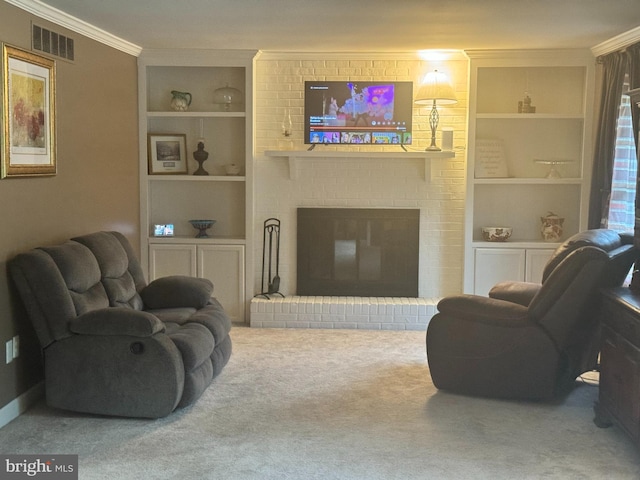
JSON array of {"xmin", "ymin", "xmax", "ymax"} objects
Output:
[
  {"xmin": 148, "ymin": 236, "xmax": 246, "ymax": 245},
  {"xmin": 471, "ymin": 241, "xmax": 561, "ymax": 248},
  {"xmin": 263, "ymin": 149, "xmax": 455, "ymax": 181},
  {"xmin": 474, "ymin": 177, "xmax": 582, "ymax": 185},
  {"xmin": 147, "ymin": 175, "xmax": 245, "ymax": 182},
  {"xmin": 147, "ymin": 111, "xmax": 246, "ymax": 118},
  {"xmin": 476, "ymin": 113, "xmax": 584, "ymax": 120}
]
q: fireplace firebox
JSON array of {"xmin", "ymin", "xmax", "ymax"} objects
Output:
[{"xmin": 297, "ymin": 208, "xmax": 419, "ymax": 297}]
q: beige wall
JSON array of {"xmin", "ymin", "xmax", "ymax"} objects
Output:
[{"xmin": 0, "ymin": 2, "xmax": 139, "ymax": 411}]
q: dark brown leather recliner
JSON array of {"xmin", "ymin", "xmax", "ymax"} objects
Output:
[{"xmin": 426, "ymin": 229, "xmax": 638, "ymax": 400}]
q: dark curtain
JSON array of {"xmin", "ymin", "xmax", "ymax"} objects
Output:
[{"xmin": 588, "ymin": 51, "xmax": 629, "ymax": 229}]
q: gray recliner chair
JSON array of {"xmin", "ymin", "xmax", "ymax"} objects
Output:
[
  {"xmin": 9, "ymin": 231, "xmax": 232, "ymax": 418},
  {"xmin": 427, "ymin": 229, "xmax": 638, "ymax": 400}
]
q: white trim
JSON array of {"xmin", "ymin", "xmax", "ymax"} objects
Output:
[
  {"xmin": 465, "ymin": 49, "xmax": 594, "ymax": 61},
  {"xmin": 5, "ymin": 0, "xmax": 142, "ymax": 56},
  {"xmin": 591, "ymin": 26, "xmax": 640, "ymax": 57},
  {"xmin": 0, "ymin": 382, "xmax": 44, "ymax": 429},
  {"xmin": 256, "ymin": 50, "xmax": 468, "ymax": 62}
]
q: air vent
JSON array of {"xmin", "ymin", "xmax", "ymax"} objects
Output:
[{"xmin": 32, "ymin": 24, "xmax": 74, "ymax": 61}]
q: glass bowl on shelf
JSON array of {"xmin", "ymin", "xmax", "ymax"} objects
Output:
[
  {"xmin": 534, "ymin": 159, "xmax": 574, "ymax": 179},
  {"xmin": 213, "ymin": 84, "xmax": 242, "ymax": 111}
]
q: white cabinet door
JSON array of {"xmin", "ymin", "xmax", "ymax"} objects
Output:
[
  {"xmin": 149, "ymin": 244, "xmax": 197, "ymax": 280},
  {"xmin": 525, "ymin": 249, "xmax": 555, "ymax": 284},
  {"xmin": 474, "ymin": 248, "xmax": 526, "ymax": 296},
  {"xmin": 149, "ymin": 243, "xmax": 245, "ymax": 323},
  {"xmin": 198, "ymin": 245, "xmax": 245, "ymax": 323}
]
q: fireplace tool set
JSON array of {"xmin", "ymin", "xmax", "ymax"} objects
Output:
[{"xmin": 257, "ymin": 218, "xmax": 284, "ymax": 299}]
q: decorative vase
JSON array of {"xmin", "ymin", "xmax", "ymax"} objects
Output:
[
  {"xmin": 170, "ymin": 90, "xmax": 192, "ymax": 111},
  {"xmin": 192, "ymin": 142, "xmax": 209, "ymax": 176},
  {"xmin": 540, "ymin": 212, "xmax": 564, "ymax": 242}
]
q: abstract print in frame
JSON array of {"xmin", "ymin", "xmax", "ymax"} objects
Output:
[{"xmin": 1, "ymin": 44, "xmax": 56, "ymax": 178}]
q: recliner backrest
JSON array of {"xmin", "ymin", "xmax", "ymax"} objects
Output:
[
  {"xmin": 9, "ymin": 232, "xmax": 148, "ymax": 348},
  {"xmin": 9, "ymin": 241, "xmax": 110, "ymax": 347},
  {"xmin": 72, "ymin": 231, "xmax": 146, "ymax": 310},
  {"xmin": 529, "ymin": 246, "xmax": 609, "ymax": 348},
  {"xmin": 542, "ymin": 229, "xmax": 626, "ymax": 283}
]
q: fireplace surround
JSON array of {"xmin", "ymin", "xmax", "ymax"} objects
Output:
[
  {"xmin": 250, "ymin": 206, "xmax": 431, "ymax": 330},
  {"xmin": 250, "ymin": 149, "xmax": 462, "ymax": 330}
]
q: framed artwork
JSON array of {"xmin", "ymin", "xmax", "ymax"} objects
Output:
[
  {"xmin": 148, "ymin": 133, "xmax": 188, "ymax": 174},
  {"xmin": 2, "ymin": 44, "xmax": 56, "ymax": 178}
]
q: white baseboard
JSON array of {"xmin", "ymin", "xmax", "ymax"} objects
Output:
[{"xmin": 0, "ymin": 382, "xmax": 44, "ymax": 429}]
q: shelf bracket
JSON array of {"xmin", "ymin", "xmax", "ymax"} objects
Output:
[{"xmin": 289, "ymin": 157, "xmax": 299, "ymax": 180}]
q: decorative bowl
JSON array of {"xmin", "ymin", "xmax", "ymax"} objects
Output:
[
  {"xmin": 482, "ymin": 227, "xmax": 512, "ymax": 242},
  {"xmin": 189, "ymin": 219, "xmax": 216, "ymax": 238},
  {"xmin": 225, "ymin": 163, "xmax": 241, "ymax": 175}
]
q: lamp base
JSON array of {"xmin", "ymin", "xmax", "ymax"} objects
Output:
[{"xmin": 426, "ymin": 145, "xmax": 441, "ymax": 152}]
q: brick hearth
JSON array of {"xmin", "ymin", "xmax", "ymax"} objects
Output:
[{"xmin": 250, "ymin": 296, "xmax": 437, "ymax": 330}]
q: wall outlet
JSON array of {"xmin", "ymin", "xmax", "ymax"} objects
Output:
[
  {"xmin": 12, "ymin": 335, "xmax": 19, "ymax": 359},
  {"xmin": 5, "ymin": 339, "xmax": 12, "ymax": 364}
]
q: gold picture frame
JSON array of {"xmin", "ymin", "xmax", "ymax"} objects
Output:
[
  {"xmin": 1, "ymin": 44, "xmax": 56, "ymax": 178},
  {"xmin": 147, "ymin": 134, "xmax": 188, "ymax": 174}
]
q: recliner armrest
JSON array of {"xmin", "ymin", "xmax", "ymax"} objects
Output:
[
  {"xmin": 489, "ymin": 281, "xmax": 541, "ymax": 307},
  {"xmin": 437, "ymin": 295, "xmax": 530, "ymax": 327},
  {"xmin": 140, "ymin": 275, "xmax": 213, "ymax": 309},
  {"xmin": 69, "ymin": 308, "xmax": 165, "ymax": 337}
]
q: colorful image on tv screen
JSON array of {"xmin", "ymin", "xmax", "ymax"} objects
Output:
[{"xmin": 304, "ymin": 81, "xmax": 413, "ymax": 145}]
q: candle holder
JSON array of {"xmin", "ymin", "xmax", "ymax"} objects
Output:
[
  {"xmin": 278, "ymin": 108, "xmax": 294, "ymax": 150},
  {"xmin": 193, "ymin": 141, "xmax": 209, "ymax": 176}
]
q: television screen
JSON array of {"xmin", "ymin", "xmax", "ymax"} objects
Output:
[{"xmin": 304, "ymin": 81, "xmax": 413, "ymax": 145}]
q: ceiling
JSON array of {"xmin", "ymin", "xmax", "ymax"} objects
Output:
[{"xmin": 12, "ymin": 0, "xmax": 640, "ymax": 54}]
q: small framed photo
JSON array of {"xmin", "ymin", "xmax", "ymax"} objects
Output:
[
  {"xmin": 153, "ymin": 224, "xmax": 174, "ymax": 236},
  {"xmin": 2, "ymin": 44, "xmax": 56, "ymax": 178},
  {"xmin": 147, "ymin": 134, "xmax": 187, "ymax": 174}
]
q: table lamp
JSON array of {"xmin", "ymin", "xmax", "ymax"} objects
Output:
[{"xmin": 414, "ymin": 70, "xmax": 457, "ymax": 151}]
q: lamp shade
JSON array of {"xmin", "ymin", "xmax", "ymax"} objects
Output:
[{"xmin": 415, "ymin": 71, "xmax": 457, "ymax": 105}]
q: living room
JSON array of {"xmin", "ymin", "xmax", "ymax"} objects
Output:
[{"xmin": 1, "ymin": 1, "xmax": 640, "ymax": 478}]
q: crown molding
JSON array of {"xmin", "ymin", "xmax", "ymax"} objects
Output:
[
  {"xmin": 5, "ymin": 0, "xmax": 142, "ymax": 56},
  {"xmin": 465, "ymin": 48, "xmax": 593, "ymax": 60},
  {"xmin": 591, "ymin": 26, "xmax": 640, "ymax": 57},
  {"xmin": 256, "ymin": 50, "xmax": 468, "ymax": 62}
]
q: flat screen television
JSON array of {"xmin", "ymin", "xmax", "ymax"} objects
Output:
[{"xmin": 304, "ymin": 81, "xmax": 413, "ymax": 145}]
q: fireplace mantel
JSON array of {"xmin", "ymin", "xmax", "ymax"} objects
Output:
[{"xmin": 263, "ymin": 150, "xmax": 455, "ymax": 181}]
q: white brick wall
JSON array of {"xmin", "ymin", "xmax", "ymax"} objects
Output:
[{"xmin": 252, "ymin": 52, "xmax": 468, "ymax": 328}]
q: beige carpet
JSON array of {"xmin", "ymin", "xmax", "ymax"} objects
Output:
[{"xmin": 1, "ymin": 326, "xmax": 639, "ymax": 479}]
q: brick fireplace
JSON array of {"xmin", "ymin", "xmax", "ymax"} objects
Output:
[
  {"xmin": 249, "ymin": 53, "xmax": 468, "ymax": 330},
  {"xmin": 249, "ymin": 152, "xmax": 457, "ymax": 330}
]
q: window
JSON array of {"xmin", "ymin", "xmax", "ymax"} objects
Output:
[{"xmin": 607, "ymin": 76, "xmax": 637, "ymax": 234}]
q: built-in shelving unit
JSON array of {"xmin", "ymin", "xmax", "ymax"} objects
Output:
[
  {"xmin": 138, "ymin": 49, "xmax": 256, "ymax": 323},
  {"xmin": 463, "ymin": 49, "xmax": 595, "ymax": 295}
]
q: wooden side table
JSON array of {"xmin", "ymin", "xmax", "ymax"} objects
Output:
[{"xmin": 594, "ymin": 286, "xmax": 640, "ymax": 450}]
